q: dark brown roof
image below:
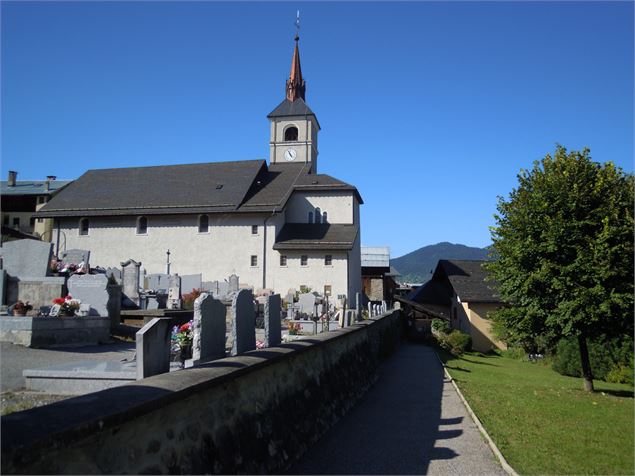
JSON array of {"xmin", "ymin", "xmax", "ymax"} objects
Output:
[{"xmin": 274, "ymin": 224, "xmax": 359, "ymax": 250}]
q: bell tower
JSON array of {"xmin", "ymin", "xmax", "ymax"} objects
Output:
[{"xmin": 267, "ymin": 28, "xmax": 320, "ymax": 173}]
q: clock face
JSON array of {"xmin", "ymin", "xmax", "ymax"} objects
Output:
[{"xmin": 284, "ymin": 148, "xmax": 297, "ymax": 161}]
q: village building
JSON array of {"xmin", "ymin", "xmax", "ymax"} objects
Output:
[
  {"xmin": 35, "ymin": 35, "xmax": 363, "ymax": 302},
  {"xmin": 1, "ymin": 171, "xmax": 72, "ymax": 241},
  {"xmin": 398, "ymin": 259, "xmax": 505, "ymax": 353},
  {"xmin": 361, "ymin": 246, "xmax": 400, "ymax": 304}
]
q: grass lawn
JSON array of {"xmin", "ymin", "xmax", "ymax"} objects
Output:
[{"xmin": 437, "ymin": 349, "xmax": 634, "ymax": 475}]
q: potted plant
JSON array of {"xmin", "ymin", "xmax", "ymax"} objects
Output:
[
  {"xmin": 52, "ymin": 295, "xmax": 81, "ymax": 317},
  {"xmin": 11, "ymin": 301, "xmax": 33, "ymax": 316},
  {"xmin": 171, "ymin": 320, "xmax": 193, "ymax": 367}
]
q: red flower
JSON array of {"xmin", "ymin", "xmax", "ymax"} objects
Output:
[
  {"xmin": 65, "ymin": 295, "xmax": 73, "ymax": 300},
  {"xmin": 52, "ymin": 298, "xmax": 65, "ymax": 305},
  {"xmin": 179, "ymin": 323, "xmax": 191, "ymax": 332}
]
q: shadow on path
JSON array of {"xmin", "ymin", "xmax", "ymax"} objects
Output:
[{"xmin": 288, "ymin": 343, "xmax": 460, "ymax": 475}]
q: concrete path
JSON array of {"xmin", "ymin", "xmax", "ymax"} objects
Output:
[{"xmin": 289, "ymin": 343, "xmax": 505, "ymax": 475}]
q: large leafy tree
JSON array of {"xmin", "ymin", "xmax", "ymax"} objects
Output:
[{"xmin": 487, "ymin": 146, "xmax": 633, "ymax": 391}]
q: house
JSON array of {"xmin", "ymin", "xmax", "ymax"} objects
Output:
[
  {"xmin": 34, "ymin": 34, "xmax": 363, "ymax": 302},
  {"xmin": 1, "ymin": 172, "xmax": 72, "ymax": 241},
  {"xmin": 361, "ymin": 246, "xmax": 400, "ymax": 303},
  {"xmin": 400, "ymin": 259, "xmax": 505, "ymax": 352}
]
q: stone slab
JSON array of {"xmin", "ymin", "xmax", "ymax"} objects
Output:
[
  {"xmin": 60, "ymin": 249, "xmax": 90, "ymax": 269},
  {"xmin": 231, "ymin": 289, "xmax": 255, "ymax": 356},
  {"xmin": 264, "ymin": 294, "xmax": 281, "ymax": 347},
  {"xmin": 136, "ymin": 317, "xmax": 172, "ymax": 379},
  {"xmin": 68, "ymin": 274, "xmax": 109, "ymax": 316},
  {"xmin": 1, "ymin": 240, "xmax": 53, "ymax": 279},
  {"xmin": 181, "ymin": 274, "xmax": 202, "ymax": 295},
  {"xmin": 191, "ymin": 293, "xmax": 226, "ymax": 363}
]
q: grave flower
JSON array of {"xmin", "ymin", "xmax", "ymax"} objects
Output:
[
  {"xmin": 171, "ymin": 320, "xmax": 193, "ymax": 350},
  {"xmin": 256, "ymin": 340, "xmax": 265, "ymax": 349},
  {"xmin": 52, "ymin": 295, "xmax": 81, "ymax": 316}
]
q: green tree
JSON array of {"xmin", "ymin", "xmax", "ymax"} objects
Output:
[{"xmin": 487, "ymin": 146, "xmax": 634, "ymax": 392}]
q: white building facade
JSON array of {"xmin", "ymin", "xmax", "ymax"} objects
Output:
[{"xmin": 38, "ymin": 36, "xmax": 362, "ymax": 302}]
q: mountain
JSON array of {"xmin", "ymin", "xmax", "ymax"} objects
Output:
[{"xmin": 390, "ymin": 242, "xmax": 491, "ymax": 284}]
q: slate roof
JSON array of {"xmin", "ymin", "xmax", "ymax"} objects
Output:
[
  {"xmin": 407, "ymin": 259, "xmax": 499, "ymax": 305},
  {"xmin": 1, "ymin": 180, "xmax": 72, "ymax": 196},
  {"xmin": 36, "ymin": 160, "xmax": 266, "ymax": 217},
  {"xmin": 273, "ymin": 224, "xmax": 359, "ymax": 250},
  {"xmin": 267, "ymin": 98, "xmax": 316, "ymax": 119},
  {"xmin": 35, "ymin": 160, "xmax": 363, "ymax": 218}
]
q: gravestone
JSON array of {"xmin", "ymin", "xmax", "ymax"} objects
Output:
[
  {"xmin": 146, "ymin": 273, "xmax": 170, "ymax": 291},
  {"xmin": 231, "ymin": 289, "xmax": 255, "ymax": 356},
  {"xmin": 120, "ymin": 259, "xmax": 141, "ymax": 308},
  {"xmin": 285, "ymin": 290, "xmax": 295, "ymax": 306},
  {"xmin": 298, "ymin": 293, "xmax": 316, "ymax": 316},
  {"xmin": 187, "ymin": 293, "xmax": 226, "ymax": 367},
  {"xmin": 138, "ymin": 266, "xmax": 146, "ymax": 290},
  {"xmin": 181, "ymin": 274, "xmax": 202, "ymax": 295},
  {"xmin": 228, "ymin": 274, "xmax": 239, "ymax": 294},
  {"xmin": 356, "ymin": 292, "xmax": 362, "ymax": 322},
  {"xmin": 68, "ymin": 274, "xmax": 109, "ymax": 316},
  {"xmin": 136, "ymin": 317, "xmax": 172, "ymax": 379},
  {"xmin": 167, "ymin": 275, "xmax": 181, "ymax": 309},
  {"xmin": 60, "ymin": 249, "xmax": 90, "ymax": 269},
  {"xmin": 264, "ymin": 294, "xmax": 281, "ymax": 347},
  {"xmin": 1, "ymin": 240, "xmax": 53, "ymax": 278},
  {"xmin": 368, "ymin": 302, "xmax": 373, "ymax": 318},
  {"xmin": 0, "ymin": 269, "xmax": 6, "ymax": 305}
]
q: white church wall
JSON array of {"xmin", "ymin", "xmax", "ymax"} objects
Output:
[{"xmin": 285, "ymin": 191, "xmax": 354, "ymax": 224}]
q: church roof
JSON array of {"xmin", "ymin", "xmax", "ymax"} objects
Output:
[
  {"xmin": 267, "ymin": 97, "xmax": 316, "ymax": 119},
  {"xmin": 35, "ymin": 160, "xmax": 362, "ymax": 217},
  {"xmin": 273, "ymin": 223, "xmax": 359, "ymax": 250}
]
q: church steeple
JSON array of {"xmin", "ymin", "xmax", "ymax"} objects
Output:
[{"xmin": 285, "ymin": 35, "xmax": 306, "ymax": 101}]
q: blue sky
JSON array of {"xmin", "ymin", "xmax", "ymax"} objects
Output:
[{"xmin": 2, "ymin": 1, "xmax": 633, "ymax": 258}]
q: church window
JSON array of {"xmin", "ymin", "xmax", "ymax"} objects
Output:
[
  {"xmin": 137, "ymin": 216, "xmax": 148, "ymax": 235},
  {"xmin": 284, "ymin": 126, "xmax": 298, "ymax": 141},
  {"xmin": 308, "ymin": 212, "xmax": 313, "ymax": 223},
  {"xmin": 198, "ymin": 215, "xmax": 209, "ymax": 233},
  {"xmin": 251, "ymin": 255, "xmax": 258, "ymax": 267},
  {"xmin": 322, "ymin": 211, "xmax": 328, "ymax": 224},
  {"xmin": 301, "ymin": 255, "xmax": 308, "ymax": 266},
  {"xmin": 79, "ymin": 218, "xmax": 89, "ymax": 235},
  {"xmin": 315, "ymin": 208, "xmax": 321, "ymax": 224},
  {"xmin": 280, "ymin": 255, "xmax": 287, "ymax": 266},
  {"xmin": 325, "ymin": 255, "xmax": 332, "ymax": 266},
  {"xmin": 252, "ymin": 225, "xmax": 259, "ymax": 235}
]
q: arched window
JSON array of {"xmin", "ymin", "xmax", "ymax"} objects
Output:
[
  {"xmin": 79, "ymin": 218, "xmax": 89, "ymax": 236},
  {"xmin": 315, "ymin": 208, "xmax": 321, "ymax": 224},
  {"xmin": 308, "ymin": 212, "xmax": 313, "ymax": 223},
  {"xmin": 284, "ymin": 126, "xmax": 298, "ymax": 141},
  {"xmin": 137, "ymin": 216, "xmax": 148, "ymax": 235},
  {"xmin": 198, "ymin": 215, "xmax": 209, "ymax": 233},
  {"xmin": 322, "ymin": 211, "xmax": 328, "ymax": 224}
]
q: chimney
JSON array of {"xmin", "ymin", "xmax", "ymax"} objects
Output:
[
  {"xmin": 45, "ymin": 175, "xmax": 56, "ymax": 192},
  {"xmin": 7, "ymin": 171, "xmax": 17, "ymax": 187}
]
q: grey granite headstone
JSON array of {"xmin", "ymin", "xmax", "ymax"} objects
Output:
[
  {"xmin": 228, "ymin": 274, "xmax": 239, "ymax": 293},
  {"xmin": 121, "ymin": 259, "xmax": 141, "ymax": 307},
  {"xmin": 356, "ymin": 292, "xmax": 362, "ymax": 322},
  {"xmin": 298, "ymin": 293, "xmax": 316, "ymax": 315},
  {"xmin": 68, "ymin": 274, "xmax": 109, "ymax": 316},
  {"xmin": 231, "ymin": 289, "xmax": 255, "ymax": 356},
  {"xmin": 136, "ymin": 317, "xmax": 172, "ymax": 379},
  {"xmin": 0, "ymin": 269, "xmax": 6, "ymax": 305},
  {"xmin": 1, "ymin": 240, "xmax": 53, "ymax": 278},
  {"xmin": 60, "ymin": 249, "xmax": 90, "ymax": 269},
  {"xmin": 187, "ymin": 293, "xmax": 226, "ymax": 366},
  {"xmin": 181, "ymin": 274, "xmax": 202, "ymax": 295},
  {"xmin": 264, "ymin": 294, "xmax": 281, "ymax": 347}
]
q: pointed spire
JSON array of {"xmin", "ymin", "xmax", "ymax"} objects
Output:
[{"xmin": 285, "ymin": 31, "xmax": 306, "ymax": 101}]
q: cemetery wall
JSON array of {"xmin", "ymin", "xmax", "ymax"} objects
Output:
[{"xmin": 1, "ymin": 310, "xmax": 404, "ymax": 475}]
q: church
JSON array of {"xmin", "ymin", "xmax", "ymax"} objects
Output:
[{"xmin": 36, "ymin": 34, "xmax": 363, "ymax": 302}]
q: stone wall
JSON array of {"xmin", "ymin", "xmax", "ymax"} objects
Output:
[
  {"xmin": 0, "ymin": 316, "xmax": 110, "ymax": 347},
  {"xmin": 1, "ymin": 310, "xmax": 403, "ymax": 475}
]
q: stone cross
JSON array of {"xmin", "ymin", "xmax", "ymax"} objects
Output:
[
  {"xmin": 187, "ymin": 293, "xmax": 227, "ymax": 366},
  {"xmin": 264, "ymin": 294, "xmax": 281, "ymax": 347},
  {"xmin": 231, "ymin": 289, "xmax": 256, "ymax": 356},
  {"xmin": 136, "ymin": 317, "xmax": 172, "ymax": 379}
]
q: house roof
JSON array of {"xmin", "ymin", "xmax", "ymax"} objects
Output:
[
  {"xmin": 1, "ymin": 180, "xmax": 72, "ymax": 196},
  {"xmin": 273, "ymin": 223, "xmax": 359, "ymax": 250},
  {"xmin": 35, "ymin": 160, "xmax": 362, "ymax": 218},
  {"xmin": 438, "ymin": 260, "xmax": 500, "ymax": 303}
]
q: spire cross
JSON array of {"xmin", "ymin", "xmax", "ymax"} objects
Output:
[{"xmin": 295, "ymin": 10, "xmax": 300, "ymax": 41}]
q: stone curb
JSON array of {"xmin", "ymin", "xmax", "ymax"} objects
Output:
[{"xmin": 433, "ymin": 350, "xmax": 519, "ymax": 476}]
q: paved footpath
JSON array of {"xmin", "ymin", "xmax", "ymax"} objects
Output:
[{"xmin": 289, "ymin": 343, "xmax": 505, "ymax": 475}]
